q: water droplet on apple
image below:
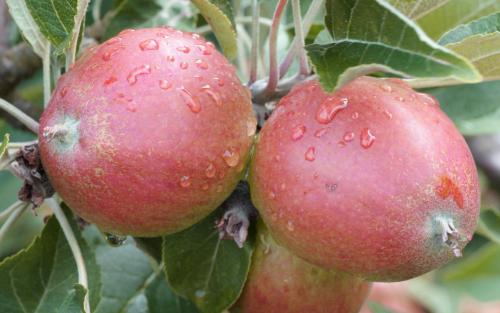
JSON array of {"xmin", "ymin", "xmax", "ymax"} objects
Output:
[
  {"xmin": 179, "ymin": 176, "xmax": 191, "ymax": 188},
  {"xmin": 213, "ymin": 77, "xmax": 224, "ymax": 86},
  {"xmin": 247, "ymin": 117, "xmax": 257, "ymax": 136},
  {"xmin": 205, "ymin": 163, "xmax": 216, "ymax": 178},
  {"xmin": 351, "ymin": 112, "xmax": 359, "ymax": 120},
  {"xmin": 195, "ymin": 59, "xmax": 208, "ymax": 69},
  {"xmin": 102, "ymin": 46, "xmax": 124, "ymax": 61},
  {"xmin": 384, "ymin": 110, "xmax": 393, "ymax": 120},
  {"xmin": 180, "ymin": 62, "xmax": 189, "ymax": 70},
  {"xmin": 343, "ymin": 131, "xmax": 355, "ymax": 142},
  {"xmin": 139, "ymin": 39, "xmax": 159, "ymax": 50},
  {"xmin": 179, "ymin": 87, "xmax": 201, "ymax": 113},
  {"xmin": 105, "ymin": 36, "xmax": 122, "ymax": 45},
  {"xmin": 104, "ymin": 76, "xmax": 117, "ymax": 86},
  {"xmin": 176, "ymin": 46, "xmax": 191, "ymax": 53},
  {"xmin": 127, "ymin": 65, "xmax": 151, "ymax": 85},
  {"xmin": 118, "ymin": 28, "xmax": 135, "ymax": 36},
  {"xmin": 314, "ymin": 128, "xmax": 328, "ymax": 138},
  {"xmin": 305, "ymin": 147, "xmax": 316, "ymax": 161},
  {"xmin": 204, "ymin": 90, "xmax": 222, "ymax": 107},
  {"xmin": 380, "ymin": 84, "xmax": 392, "ymax": 92},
  {"xmin": 223, "ymin": 149, "xmax": 240, "ymax": 167},
  {"xmin": 315, "ymin": 97, "xmax": 348, "ymax": 124},
  {"xmin": 395, "ymin": 96, "xmax": 405, "ymax": 102},
  {"xmin": 287, "ymin": 221, "xmax": 295, "ymax": 231},
  {"xmin": 159, "ymin": 80, "xmax": 172, "ymax": 90},
  {"xmin": 269, "ymin": 191, "xmax": 276, "ymax": 199},
  {"xmin": 166, "ymin": 55, "xmax": 175, "ymax": 62},
  {"xmin": 191, "ymin": 33, "xmax": 201, "ymax": 40},
  {"xmin": 291, "ymin": 125, "xmax": 306, "ymax": 141},
  {"xmin": 360, "ymin": 128, "xmax": 376, "ymax": 149}
]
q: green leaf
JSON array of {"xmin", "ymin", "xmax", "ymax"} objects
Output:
[
  {"xmin": 93, "ymin": 243, "xmax": 154, "ymax": 313},
  {"xmin": 134, "ymin": 237, "xmax": 163, "ymax": 264},
  {"xmin": 368, "ymin": 301, "xmax": 395, "ymax": 313},
  {"xmin": 439, "ymin": 243, "xmax": 500, "ymax": 302},
  {"xmin": 476, "ymin": 209, "xmax": 500, "ymax": 244},
  {"xmin": 145, "ymin": 273, "xmax": 200, "ymax": 313},
  {"xmin": 0, "ymin": 133, "xmax": 9, "ymax": 159},
  {"xmin": 445, "ymin": 32, "xmax": 500, "ymax": 80},
  {"xmin": 56, "ymin": 284, "xmax": 87, "ymax": 313},
  {"xmin": 191, "ymin": 0, "xmax": 237, "ymax": 59},
  {"xmin": 308, "ymin": 0, "xmax": 480, "ymax": 91},
  {"xmin": 0, "ymin": 211, "xmax": 101, "ymax": 313},
  {"xmin": 388, "ymin": 0, "xmax": 500, "ymax": 40},
  {"xmin": 439, "ymin": 13, "xmax": 500, "ymax": 45},
  {"xmin": 6, "ymin": 0, "xmax": 49, "ymax": 57},
  {"xmin": 24, "ymin": 0, "xmax": 78, "ymax": 54},
  {"xmin": 163, "ymin": 209, "xmax": 255, "ymax": 313},
  {"xmin": 426, "ymin": 80, "xmax": 500, "ymax": 135},
  {"xmin": 103, "ymin": 0, "xmax": 162, "ymax": 39}
]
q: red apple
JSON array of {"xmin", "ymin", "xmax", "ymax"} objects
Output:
[
  {"xmin": 234, "ymin": 222, "xmax": 370, "ymax": 313},
  {"xmin": 39, "ymin": 27, "xmax": 256, "ymax": 236},
  {"xmin": 249, "ymin": 77, "xmax": 479, "ymax": 281}
]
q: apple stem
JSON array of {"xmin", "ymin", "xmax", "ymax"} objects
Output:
[
  {"xmin": 438, "ymin": 217, "xmax": 463, "ymax": 258},
  {"xmin": 291, "ymin": 0, "xmax": 310, "ymax": 76},
  {"xmin": 43, "ymin": 123, "xmax": 70, "ymax": 142},
  {"xmin": 263, "ymin": 0, "xmax": 289, "ymax": 97}
]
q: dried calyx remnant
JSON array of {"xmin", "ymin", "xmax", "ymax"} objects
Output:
[
  {"xmin": 216, "ymin": 181, "xmax": 259, "ymax": 248},
  {"xmin": 438, "ymin": 217, "xmax": 463, "ymax": 257},
  {"xmin": 10, "ymin": 144, "xmax": 54, "ymax": 208}
]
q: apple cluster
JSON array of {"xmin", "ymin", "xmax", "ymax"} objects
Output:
[{"xmin": 38, "ymin": 28, "xmax": 480, "ymax": 312}]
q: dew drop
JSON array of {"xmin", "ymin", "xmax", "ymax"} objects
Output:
[
  {"xmin": 139, "ymin": 39, "xmax": 159, "ymax": 51},
  {"xmin": 104, "ymin": 76, "xmax": 118, "ymax": 86},
  {"xmin": 118, "ymin": 28, "xmax": 135, "ymax": 36},
  {"xmin": 380, "ymin": 84, "xmax": 393, "ymax": 92},
  {"xmin": 159, "ymin": 79, "xmax": 172, "ymax": 90},
  {"xmin": 213, "ymin": 77, "xmax": 224, "ymax": 86},
  {"xmin": 315, "ymin": 97, "xmax": 348, "ymax": 124},
  {"xmin": 192, "ymin": 33, "xmax": 201, "ymax": 40},
  {"xmin": 395, "ymin": 96, "xmax": 405, "ymax": 102},
  {"xmin": 247, "ymin": 117, "xmax": 257, "ymax": 136},
  {"xmin": 269, "ymin": 191, "xmax": 276, "ymax": 199},
  {"xmin": 126, "ymin": 102, "xmax": 137, "ymax": 112},
  {"xmin": 291, "ymin": 125, "xmax": 306, "ymax": 141},
  {"xmin": 102, "ymin": 46, "xmax": 124, "ymax": 61},
  {"xmin": 383, "ymin": 110, "xmax": 393, "ymax": 120},
  {"xmin": 201, "ymin": 84, "xmax": 211, "ymax": 90},
  {"xmin": 156, "ymin": 32, "xmax": 169, "ymax": 39},
  {"xmin": 287, "ymin": 221, "xmax": 295, "ymax": 231},
  {"xmin": 180, "ymin": 61, "xmax": 189, "ymax": 69},
  {"xmin": 223, "ymin": 149, "xmax": 240, "ymax": 167},
  {"xmin": 343, "ymin": 131, "xmax": 355, "ymax": 142},
  {"xmin": 166, "ymin": 55, "xmax": 175, "ymax": 62},
  {"xmin": 351, "ymin": 112, "xmax": 359, "ymax": 120},
  {"xmin": 195, "ymin": 59, "xmax": 209, "ymax": 69},
  {"xmin": 206, "ymin": 42, "xmax": 215, "ymax": 49},
  {"xmin": 417, "ymin": 92, "xmax": 438, "ymax": 106},
  {"xmin": 338, "ymin": 141, "xmax": 346, "ymax": 148},
  {"xmin": 205, "ymin": 163, "xmax": 216, "ymax": 178},
  {"xmin": 314, "ymin": 128, "xmax": 328, "ymax": 138},
  {"xmin": 195, "ymin": 44, "xmax": 212, "ymax": 55},
  {"xmin": 60, "ymin": 86, "xmax": 68, "ymax": 98},
  {"xmin": 180, "ymin": 87, "xmax": 201, "ymax": 113},
  {"xmin": 127, "ymin": 65, "xmax": 151, "ymax": 85},
  {"xmin": 195, "ymin": 290, "xmax": 206, "ymax": 298},
  {"xmin": 204, "ymin": 90, "xmax": 222, "ymax": 107},
  {"xmin": 105, "ymin": 36, "xmax": 122, "ymax": 45},
  {"xmin": 176, "ymin": 46, "xmax": 191, "ymax": 53},
  {"xmin": 360, "ymin": 128, "xmax": 376, "ymax": 149},
  {"xmin": 179, "ymin": 176, "xmax": 191, "ymax": 188},
  {"xmin": 304, "ymin": 147, "xmax": 316, "ymax": 161},
  {"xmin": 105, "ymin": 233, "xmax": 127, "ymax": 246}
]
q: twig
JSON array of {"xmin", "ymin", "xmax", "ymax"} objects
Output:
[
  {"xmin": 248, "ymin": 0, "xmax": 260, "ymax": 85},
  {"xmin": 279, "ymin": 0, "xmax": 324, "ymax": 78},
  {"xmin": 0, "ymin": 200, "xmax": 24, "ymax": 223},
  {"xmin": 291, "ymin": 0, "xmax": 310, "ymax": 76},
  {"xmin": 263, "ymin": 0, "xmax": 289, "ymax": 96},
  {"xmin": 46, "ymin": 198, "xmax": 91, "ymax": 313},
  {"xmin": 0, "ymin": 98, "xmax": 39, "ymax": 133},
  {"xmin": 43, "ymin": 44, "xmax": 51, "ymax": 107},
  {"xmin": 0, "ymin": 203, "xmax": 28, "ymax": 243}
]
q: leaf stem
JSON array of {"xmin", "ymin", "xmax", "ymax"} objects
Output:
[
  {"xmin": 263, "ymin": 0, "xmax": 289, "ymax": 96},
  {"xmin": 291, "ymin": 0, "xmax": 309, "ymax": 76},
  {"xmin": 279, "ymin": 0, "xmax": 324, "ymax": 78},
  {"xmin": 248, "ymin": 0, "xmax": 260, "ymax": 85},
  {"xmin": 0, "ymin": 203, "xmax": 28, "ymax": 243},
  {"xmin": 46, "ymin": 198, "xmax": 91, "ymax": 313},
  {"xmin": 43, "ymin": 44, "xmax": 51, "ymax": 107},
  {"xmin": 405, "ymin": 77, "xmax": 485, "ymax": 89},
  {"xmin": 0, "ymin": 98, "xmax": 39, "ymax": 133},
  {"xmin": 0, "ymin": 200, "xmax": 24, "ymax": 224},
  {"xmin": 68, "ymin": 0, "xmax": 91, "ymax": 66}
]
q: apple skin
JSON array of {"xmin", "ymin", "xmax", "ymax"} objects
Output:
[
  {"xmin": 39, "ymin": 27, "xmax": 256, "ymax": 236},
  {"xmin": 249, "ymin": 77, "xmax": 480, "ymax": 281},
  {"xmin": 233, "ymin": 222, "xmax": 370, "ymax": 313}
]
